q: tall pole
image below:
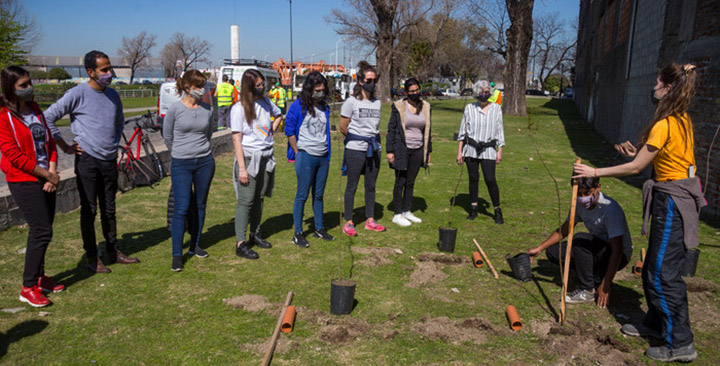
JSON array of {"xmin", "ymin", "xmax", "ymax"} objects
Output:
[{"xmin": 289, "ymin": 0, "xmax": 294, "ymax": 99}]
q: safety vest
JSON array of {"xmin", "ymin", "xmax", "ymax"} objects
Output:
[
  {"xmin": 273, "ymin": 88, "xmax": 286, "ymax": 108},
  {"xmin": 489, "ymin": 89, "xmax": 502, "ymax": 105},
  {"xmin": 217, "ymin": 83, "xmax": 235, "ymax": 107}
]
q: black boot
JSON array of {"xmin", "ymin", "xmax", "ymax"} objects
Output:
[
  {"xmin": 494, "ymin": 207, "xmax": 504, "ymax": 224},
  {"xmin": 467, "ymin": 205, "xmax": 478, "ymax": 220}
]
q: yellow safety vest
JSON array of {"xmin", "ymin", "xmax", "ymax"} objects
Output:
[
  {"xmin": 217, "ymin": 83, "xmax": 235, "ymax": 107},
  {"xmin": 276, "ymin": 88, "xmax": 286, "ymax": 108}
]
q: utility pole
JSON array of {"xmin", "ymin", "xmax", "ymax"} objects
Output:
[{"xmin": 289, "ymin": 0, "xmax": 294, "ymax": 99}]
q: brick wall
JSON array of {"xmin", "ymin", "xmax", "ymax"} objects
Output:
[
  {"xmin": 617, "ymin": 0, "xmax": 633, "ymax": 44},
  {"xmin": 694, "ymin": 0, "xmax": 720, "ymax": 39}
]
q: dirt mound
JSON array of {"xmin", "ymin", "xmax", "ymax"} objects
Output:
[
  {"xmin": 418, "ymin": 252, "xmax": 469, "ymax": 265},
  {"xmin": 405, "ymin": 261, "xmax": 447, "ymax": 288},
  {"xmin": 223, "ymin": 295, "xmax": 280, "ymax": 313},
  {"xmin": 318, "ymin": 317, "xmax": 372, "ymax": 344},
  {"xmin": 685, "ymin": 277, "xmax": 718, "ymax": 293},
  {"xmin": 689, "ymin": 291, "xmax": 720, "ymax": 332},
  {"xmin": 539, "ymin": 320, "xmax": 637, "ymax": 365},
  {"xmin": 411, "ymin": 316, "xmax": 490, "ymax": 345},
  {"xmin": 242, "ymin": 338, "xmax": 300, "ymax": 356},
  {"xmin": 352, "ymin": 247, "xmax": 401, "ymax": 267}
]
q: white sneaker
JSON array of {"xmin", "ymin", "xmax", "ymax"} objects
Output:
[
  {"xmin": 403, "ymin": 211, "xmax": 422, "ymax": 223},
  {"xmin": 392, "ymin": 214, "xmax": 411, "ymax": 227}
]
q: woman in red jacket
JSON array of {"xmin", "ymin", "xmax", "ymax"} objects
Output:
[{"xmin": 0, "ymin": 66, "xmax": 62, "ymax": 307}]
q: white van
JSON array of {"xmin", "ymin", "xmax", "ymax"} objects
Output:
[
  {"xmin": 156, "ymin": 80, "xmax": 216, "ymax": 128},
  {"xmin": 218, "ymin": 59, "xmax": 281, "ymax": 92}
]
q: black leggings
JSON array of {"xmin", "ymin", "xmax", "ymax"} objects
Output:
[
  {"xmin": 344, "ymin": 149, "xmax": 380, "ymax": 220},
  {"xmin": 546, "ymin": 234, "xmax": 629, "ymax": 290},
  {"xmin": 465, "ymin": 157, "xmax": 500, "ymax": 207},
  {"xmin": 392, "ymin": 148, "xmax": 423, "ymax": 214}
]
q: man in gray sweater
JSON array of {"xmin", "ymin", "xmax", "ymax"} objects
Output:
[{"xmin": 45, "ymin": 50, "xmax": 139, "ymax": 273}]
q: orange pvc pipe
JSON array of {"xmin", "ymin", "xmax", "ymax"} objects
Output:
[
  {"xmin": 633, "ymin": 260, "xmax": 643, "ymax": 275},
  {"xmin": 472, "ymin": 251, "xmax": 484, "ymax": 268},
  {"xmin": 506, "ymin": 305, "xmax": 522, "ymax": 331},
  {"xmin": 281, "ymin": 305, "xmax": 296, "ymax": 333}
]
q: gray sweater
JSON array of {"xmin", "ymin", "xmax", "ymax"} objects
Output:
[
  {"xmin": 44, "ymin": 83, "xmax": 124, "ymax": 160},
  {"xmin": 162, "ymin": 101, "xmax": 214, "ymax": 159}
]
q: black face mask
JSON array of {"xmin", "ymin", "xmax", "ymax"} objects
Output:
[
  {"xmin": 651, "ymin": 90, "xmax": 661, "ymax": 105},
  {"xmin": 408, "ymin": 94, "xmax": 420, "ymax": 102},
  {"xmin": 253, "ymin": 87, "xmax": 264, "ymax": 98},
  {"xmin": 362, "ymin": 81, "xmax": 376, "ymax": 95},
  {"xmin": 477, "ymin": 93, "xmax": 491, "ymax": 103}
]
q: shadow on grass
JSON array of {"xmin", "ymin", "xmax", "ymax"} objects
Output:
[
  {"xmin": 0, "ymin": 320, "xmax": 49, "ymax": 360},
  {"xmin": 606, "ymin": 283, "xmax": 645, "ymax": 326},
  {"xmin": 52, "ymin": 257, "xmax": 95, "ymax": 289},
  {"xmin": 383, "ymin": 196, "xmax": 428, "ymax": 216},
  {"xmin": 450, "ymin": 194, "xmax": 492, "ymax": 218},
  {"xmin": 118, "ymin": 226, "xmax": 170, "ymax": 257}
]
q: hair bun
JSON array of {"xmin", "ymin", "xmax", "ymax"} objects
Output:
[
  {"xmin": 357, "ymin": 60, "xmax": 371, "ymax": 69},
  {"xmin": 683, "ymin": 64, "xmax": 697, "ymax": 73}
]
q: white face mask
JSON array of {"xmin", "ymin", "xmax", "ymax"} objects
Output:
[
  {"xmin": 577, "ymin": 192, "xmax": 598, "ymax": 209},
  {"xmin": 189, "ymin": 89, "xmax": 204, "ymax": 100}
]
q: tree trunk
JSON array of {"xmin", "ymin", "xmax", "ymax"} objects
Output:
[
  {"xmin": 129, "ymin": 69, "xmax": 135, "ymax": 85},
  {"xmin": 503, "ymin": 0, "xmax": 534, "ymax": 117},
  {"xmin": 372, "ymin": 0, "xmax": 397, "ymax": 103}
]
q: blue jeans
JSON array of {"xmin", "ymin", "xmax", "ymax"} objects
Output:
[
  {"xmin": 293, "ymin": 150, "xmax": 329, "ymax": 233},
  {"xmin": 170, "ymin": 154, "xmax": 215, "ymax": 256}
]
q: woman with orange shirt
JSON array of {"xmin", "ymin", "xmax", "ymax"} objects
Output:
[{"xmin": 574, "ymin": 63, "xmax": 703, "ymax": 363}]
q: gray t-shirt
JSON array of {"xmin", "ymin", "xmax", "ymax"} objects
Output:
[
  {"xmin": 404, "ymin": 107, "xmax": 425, "ymax": 149},
  {"xmin": 569, "ymin": 192, "xmax": 634, "ymax": 261},
  {"xmin": 162, "ymin": 101, "xmax": 214, "ymax": 159},
  {"xmin": 297, "ymin": 107, "xmax": 328, "ymax": 156},
  {"xmin": 340, "ymin": 96, "xmax": 381, "ymax": 152},
  {"xmin": 21, "ymin": 111, "xmax": 48, "ymax": 169},
  {"xmin": 44, "ymin": 82, "xmax": 124, "ymax": 160}
]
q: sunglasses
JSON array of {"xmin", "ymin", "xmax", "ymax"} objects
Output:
[{"xmin": 364, "ymin": 78, "xmax": 377, "ymax": 83}]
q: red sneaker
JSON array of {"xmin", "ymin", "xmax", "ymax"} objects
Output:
[
  {"xmin": 19, "ymin": 286, "xmax": 50, "ymax": 307},
  {"xmin": 343, "ymin": 221, "xmax": 358, "ymax": 237},
  {"xmin": 38, "ymin": 275, "xmax": 64, "ymax": 293},
  {"xmin": 364, "ymin": 219, "xmax": 386, "ymax": 232}
]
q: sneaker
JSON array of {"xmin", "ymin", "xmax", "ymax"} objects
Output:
[
  {"xmin": 314, "ymin": 229, "xmax": 335, "ymax": 241},
  {"xmin": 565, "ymin": 288, "xmax": 595, "ymax": 303},
  {"xmin": 494, "ymin": 207, "xmax": 504, "ymax": 224},
  {"xmin": 364, "ymin": 219, "xmax": 386, "ymax": 232},
  {"xmin": 467, "ymin": 206, "xmax": 478, "ymax": 220},
  {"xmin": 403, "ymin": 211, "xmax": 422, "ymax": 223},
  {"xmin": 19, "ymin": 286, "xmax": 50, "ymax": 307},
  {"xmin": 645, "ymin": 343, "xmax": 698, "ymax": 363},
  {"xmin": 236, "ymin": 242, "xmax": 259, "ymax": 259},
  {"xmin": 343, "ymin": 221, "xmax": 358, "ymax": 237},
  {"xmin": 86, "ymin": 258, "xmax": 111, "ymax": 274},
  {"xmin": 392, "ymin": 214, "xmax": 411, "ymax": 227},
  {"xmin": 189, "ymin": 246, "xmax": 209, "ymax": 258},
  {"xmin": 171, "ymin": 256, "xmax": 183, "ymax": 272},
  {"xmin": 38, "ymin": 275, "xmax": 64, "ymax": 293},
  {"xmin": 250, "ymin": 234, "xmax": 272, "ymax": 249},
  {"xmin": 621, "ymin": 323, "xmax": 662, "ymax": 339},
  {"xmin": 292, "ymin": 233, "xmax": 310, "ymax": 248}
]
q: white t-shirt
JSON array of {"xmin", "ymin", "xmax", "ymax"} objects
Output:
[
  {"xmin": 297, "ymin": 107, "xmax": 328, "ymax": 156},
  {"xmin": 230, "ymin": 97, "xmax": 281, "ymax": 154},
  {"xmin": 569, "ymin": 192, "xmax": 634, "ymax": 261},
  {"xmin": 340, "ymin": 96, "xmax": 381, "ymax": 151}
]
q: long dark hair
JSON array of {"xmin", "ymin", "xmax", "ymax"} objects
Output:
[
  {"xmin": 404, "ymin": 77, "xmax": 422, "ymax": 114},
  {"xmin": 239, "ymin": 69, "xmax": 264, "ymax": 125},
  {"xmin": 352, "ymin": 61, "xmax": 377, "ymax": 100},
  {"xmin": 299, "ymin": 71, "xmax": 328, "ymax": 117},
  {"xmin": 640, "ymin": 63, "xmax": 697, "ymax": 146},
  {"xmin": 0, "ymin": 66, "xmax": 30, "ymax": 120}
]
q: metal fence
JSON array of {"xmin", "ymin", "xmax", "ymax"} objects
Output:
[{"xmin": 34, "ymin": 89, "xmax": 157, "ymax": 102}]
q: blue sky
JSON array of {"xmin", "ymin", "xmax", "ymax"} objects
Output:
[{"xmin": 28, "ymin": 0, "xmax": 580, "ymax": 68}]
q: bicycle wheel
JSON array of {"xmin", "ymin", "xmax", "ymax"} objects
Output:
[{"xmin": 117, "ymin": 146, "xmax": 136, "ymax": 193}]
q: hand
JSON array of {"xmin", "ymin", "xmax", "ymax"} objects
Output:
[
  {"xmin": 496, "ymin": 151, "xmax": 502, "ymax": 164},
  {"xmin": 596, "ymin": 281, "xmax": 611, "ymax": 308},
  {"xmin": 456, "ymin": 153, "xmax": 464, "ymax": 165},
  {"xmin": 527, "ymin": 246, "xmax": 542, "ymax": 263},
  {"xmin": 427, "ymin": 154, "xmax": 431, "ymax": 163},
  {"xmin": 64, "ymin": 143, "xmax": 83, "ymax": 155},
  {"xmin": 237, "ymin": 169, "xmax": 249, "ymax": 186},
  {"xmin": 614, "ymin": 140, "xmax": 637, "ymax": 158},
  {"xmin": 46, "ymin": 171, "xmax": 60, "ymax": 186},
  {"xmin": 572, "ymin": 163, "xmax": 595, "ymax": 179},
  {"xmin": 43, "ymin": 181, "xmax": 57, "ymax": 193},
  {"xmin": 387, "ymin": 153, "xmax": 395, "ymax": 164}
]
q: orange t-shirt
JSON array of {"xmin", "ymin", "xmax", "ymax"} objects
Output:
[{"xmin": 645, "ymin": 113, "xmax": 695, "ymax": 181}]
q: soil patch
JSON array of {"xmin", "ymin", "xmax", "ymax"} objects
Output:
[
  {"xmin": 242, "ymin": 337, "xmax": 300, "ymax": 356},
  {"xmin": 405, "ymin": 261, "xmax": 447, "ymax": 288},
  {"xmin": 688, "ymin": 291, "xmax": 720, "ymax": 332},
  {"xmin": 539, "ymin": 320, "xmax": 637, "ymax": 365},
  {"xmin": 685, "ymin": 277, "xmax": 718, "ymax": 293},
  {"xmin": 351, "ymin": 247, "xmax": 401, "ymax": 267},
  {"xmin": 411, "ymin": 316, "xmax": 492, "ymax": 345},
  {"xmin": 223, "ymin": 295, "xmax": 280, "ymax": 313},
  {"xmin": 318, "ymin": 317, "xmax": 372, "ymax": 344},
  {"xmin": 418, "ymin": 252, "xmax": 469, "ymax": 265}
]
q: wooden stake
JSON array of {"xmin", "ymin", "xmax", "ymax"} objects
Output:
[
  {"xmin": 261, "ymin": 292, "xmax": 294, "ymax": 366},
  {"xmin": 641, "ymin": 248, "xmax": 646, "ymax": 264},
  {"xmin": 473, "ymin": 239, "xmax": 499, "ymax": 279},
  {"xmin": 561, "ymin": 157, "xmax": 581, "ymax": 324}
]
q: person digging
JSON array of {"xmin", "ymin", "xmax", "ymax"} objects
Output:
[{"xmin": 526, "ymin": 177, "xmax": 633, "ymax": 307}]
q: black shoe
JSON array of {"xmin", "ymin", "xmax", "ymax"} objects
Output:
[
  {"xmin": 236, "ymin": 242, "xmax": 259, "ymax": 259},
  {"xmin": 250, "ymin": 234, "xmax": 272, "ymax": 249},
  {"xmin": 494, "ymin": 207, "xmax": 504, "ymax": 224},
  {"xmin": 171, "ymin": 256, "xmax": 183, "ymax": 272},
  {"xmin": 467, "ymin": 206, "xmax": 478, "ymax": 220},
  {"xmin": 292, "ymin": 233, "xmax": 310, "ymax": 248},
  {"xmin": 189, "ymin": 246, "xmax": 209, "ymax": 258},
  {"xmin": 313, "ymin": 228, "xmax": 335, "ymax": 241}
]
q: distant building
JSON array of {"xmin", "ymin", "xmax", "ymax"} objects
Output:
[
  {"xmin": 574, "ymin": 0, "xmax": 720, "ymax": 214},
  {"xmin": 26, "ymin": 55, "xmax": 166, "ymax": 82}
]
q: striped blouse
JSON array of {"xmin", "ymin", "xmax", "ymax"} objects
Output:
[{"xmin": 457, "ymin": 102, "xmax": 505, "ymax": 160}]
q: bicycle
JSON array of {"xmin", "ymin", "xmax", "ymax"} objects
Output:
[{"xmin": 117, "ymin": 110, "xmax": 168, "ymax": 192}]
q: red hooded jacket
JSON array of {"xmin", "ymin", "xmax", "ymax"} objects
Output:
[{"xmin": 0, "ymin": 102, "xmax": 58, "ymax": 183}]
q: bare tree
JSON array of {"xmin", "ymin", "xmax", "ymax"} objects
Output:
[
  {"xmin": 467, "ymin": 0, "xmax": 509, "ymax": 59},
  {"xmin": 160, "ymin": 33, "xmax": 212, "ymax": 78},
  {"xmin": 0, "ymin": 0, "xmax": 40, "ymax": 68},
  {"xmin": 531, "ymin": 15, "xmax": 576, "ymax": 92},
  {"xmin": 503, "ymin": 0, "xmax": 534, "ymax": 116},
  {"xmin": 327, "ymin": 0, "xmax": 434, "ymax": 102},
  {"xmin": 118, "ymin": 31, "xmax": 157, "ymax": 84}
]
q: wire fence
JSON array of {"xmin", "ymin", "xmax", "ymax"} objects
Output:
[{"xmin": 34, "ymin": 89, "xmax": 157, "ymax": 102}]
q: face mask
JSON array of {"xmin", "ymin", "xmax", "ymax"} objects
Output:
[
  {"xmin": 253, "ymin": 86, "xmax": 265, "ymax": 98},
  {"xmin": 477, "ymin": 93, "xmax": 491, "ymax": 103},
  {"xmin": 16, "ymin": 86, "xmax": 34, "ymax": 101},
  {"xmin": 408, "ymin": 93, "xmax": 420, "ymax": 102},
  {"xmin": 577, "ymin": 192, "xmax": 598, "ymax": 209},
  {"xmin": 189, "ymin": 89, "xmax": 204, "ymax": 100},
  {"xmin": 95, "ymin": 72, "xmax": 113, "ymax": 87},
  {"xmin": 312, "ymin": 91, "xmax": 325, "ymax": 101},
  {"xmin": 651, "ymin": 89, "xmax": 662, "ymax": 105},
  {"xmin": 362, "ymin": 81, "xmax": 376, "ymax": 95}
]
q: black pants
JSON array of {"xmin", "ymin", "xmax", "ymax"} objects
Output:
[
  {"xmin": 8, "ymin": 181, "xmax": 56, "ymax": 287},
  {"xmin": 466, "ymin": 157, "xmax": 500, "ymax": 207},
  {"xmin": 392, "ymin": 148, "xmax": 423, "ymax": 214},
  {"xmin": 344, "ymin": 149, "xmax": 380, "ymax": 220},
  {"xmin": 546, "ymin": 233, "xmax": 629, "ymax": 291},
  {"xmin": 641, "ymin": 191, "xmax": 693, "ymax": 349},
  {"xmin": 75, "ymin": 153, "xmax": 119, "ymax": 260}
]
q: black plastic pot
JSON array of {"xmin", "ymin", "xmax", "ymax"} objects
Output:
[
  {"xmin": 331, "ymin": 279, "xmax": 356, "ymax": 315},
  {"xmin": 438, "ymin": 227, "xmax": 457, "ymax": 253},
  {"xmin": 682, "ymin": 249, "xmax": 700, "ymax": 277},
  {"xmin": 506, "ymin": 253, "xmax": 532, "ymax": 282}
]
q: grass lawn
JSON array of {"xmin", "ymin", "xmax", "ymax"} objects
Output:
[{"xmin": 1, "ymin": 98, "xmax": 718, "ymax": 365}]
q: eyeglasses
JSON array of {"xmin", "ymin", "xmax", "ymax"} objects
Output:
[
  {"xmin": 364, "ymin": 78, "xmax": 377, "ymax": 83},
  {"xmin": 255, "ymin": 82, "xmax": 265, "ymax": 88},
  {"xmin": 407, "ymin": 89, "xmax": 420, "ymax": 94}
]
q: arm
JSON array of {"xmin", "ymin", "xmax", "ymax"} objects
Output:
[
  {"xmin": 232, "ymin": 132, "xmax": 249, "ymax": 185},
  {"xmin": 496, "ymin": 107, "xmax": 505, "ymax": 164},
  {"xmin": 456, "ymin": 106, "xmax": 469, "ymax": 165},
  {"xmin": 527, "ymin": 220, "xmax": 571, "ymax": 261},
  {"xmin": 574, "ymin": 144, "xmax": 658, "ymax": 178},
  {"xmin": 43, "ymin": 90, "xmax": 78, "ymax": 154},
  {"xmin": 339, "ymin": 116, "xmax": 350, "ymax": 136},
  {"xmin": 288, "ymin": 135, "xmax": 298, "ymax": 154},
  {"xmin": 43, "ymin": 161, "xmax": 59, "ymax": 192},
  {"xmin": 162, "ymin": 105, "xmax": 176, "ymax": 153},
  {"xmin": 596, "ymin": 236, "xmax": 623, "ymax": 308},
  {"xmin": 339, "ymin": 100, "xmax": 352, "ymax": 136}
]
